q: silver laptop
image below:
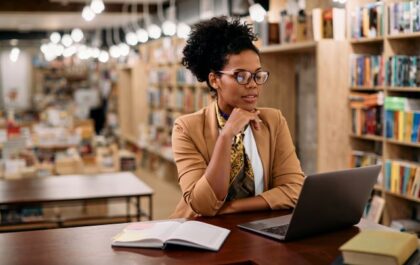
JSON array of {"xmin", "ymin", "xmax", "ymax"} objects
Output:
[{"xmin": 238, "ymin": 165, "xmax": 381, "ymax": 241}]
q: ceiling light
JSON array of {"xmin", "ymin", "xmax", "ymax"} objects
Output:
[
  {"xmin": 162, "ymin": 21, "xmax": 176, "ymax": 36},
  {"xmin": 249, "ymin": 3, "xmax": 267, "ymax": 22},
  {"xmin": 136, "ymin": 28, "xmax": 149, "ymax": 43},
  {"xmin": 82, "ymin": 6, "xmax": 95, "ymax": 21},
  {"xmin": 9, "ymin": 47, "xmax": 20, "ymax": 62},
  {"xmin": 90, "ymin": 0, "xmax": 105, "ymax": 14},
  {"xmin": 99, "ymin": 50, "xmax": 109, "ymax": 63},
  {"xmin": 63, "ymin": 46, "xmax": 77, "ymax": 57},
  {"xmin": 125, "ymin": 32, "xmax": 138, "ymax": 46},
  {"xmin": 50, "ymin": 32, "xmax": 61, "ymax": 44},
  {"xmin": 118, "ymin": 43, "xmax": 130, "ymax": 57},
  {"xmin": 71, "ymin": 28, "xmax": 84, "ymax": 43},
  {"xmin": 61, "ymin": 34, "xmax": 73, "ymax": 47},
  {"xmin": 177, "ymin": 23, "xmax": 191, "ymax": 39},
  {"xmin": 148, "ymin": 24, "xmax": 162, "ymax": 39}
]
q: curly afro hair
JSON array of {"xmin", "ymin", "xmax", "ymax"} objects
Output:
[{"xmin": 182, "ymin": 16, "xmax": 259, "ymax": 94}]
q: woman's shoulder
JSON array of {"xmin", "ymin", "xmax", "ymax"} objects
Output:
[
  {"xmin": 258, "ymin": 107, "xmax": 284, "ymax": 120},
  {"xmin": 174, "ymin": 107, "xmax": 207, "ymax": 128}
]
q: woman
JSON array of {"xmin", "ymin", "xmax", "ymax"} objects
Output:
[{"xmin": 171, "ymin": 17, "xmax": 304, "ymax": 218}]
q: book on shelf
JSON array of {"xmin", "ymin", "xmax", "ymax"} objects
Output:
[
  {"xmin": 351, "ymin": 2, "xmax": 384, "ymax": 39},
  {"xmin": 364, "ymin": 195, "xmax": 385, "ymax": 223},
  {"xmin": 349, "ymin": 92, "xmax": 384, "ymax": 136},
  {"xmin": 385, "ymin": 55, "xmax": 420, "ymax": 87},
  {"xmin": 111, "ymin": 219, "xmax": 230, "ymax": 251},
  {"xmin": 384, "ymin": 97, "xmax": 420, "ymax": 143},
  {"xmin": 384, "ymin": 159, "xmax": 420, "ymax": 197},
  {"xmin": 391, "ymin": 219, "xmax": 420, "ymax": 236},
  {"xmin": 339, "ymin": 230, "xmax": 418, "ymax": 265},
  {"xmin": 350, "ymin": 54, "xmax": 384, "ymax": 87},
  {"xmin": 389, "ymin": 1, "xmax": 420, "ymax": 35},
  {"xmin": 312, "ymin": 7, "xmax": 346, "ymax": 41}
]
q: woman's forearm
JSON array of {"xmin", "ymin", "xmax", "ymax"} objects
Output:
[
  {"xmin": 204, "ymin": 131, "xmax": 233, "ymax": 200},
  {"xmin": 218, "ymin": 196, "xmax": 270, "ymax": 215}
]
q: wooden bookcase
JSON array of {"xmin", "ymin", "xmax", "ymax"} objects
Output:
[{"xmin": 347, "ymin": 0, "xmax": 420, "ymax": 226}]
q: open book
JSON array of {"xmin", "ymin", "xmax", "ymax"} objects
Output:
[{"xmin": 111, "ymin": 219, "xmax": 230, "ymax": 251}]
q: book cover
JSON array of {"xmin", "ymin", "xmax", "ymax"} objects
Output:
[
  {"xmin": 340, "ymin": 230, "xmax": 418, "ymax": 265},
  {"xmin": 112, "ymin": 219, "xmax": 230, "ymax": 251}
]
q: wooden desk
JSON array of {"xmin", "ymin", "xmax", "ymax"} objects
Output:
[
  {"xmin": 0, "ymin": 211, "xmax": 386, "ymax": 265},
  {"xmin": 0, "ymin": 172, "xmax": 154, "ymax": 231}
]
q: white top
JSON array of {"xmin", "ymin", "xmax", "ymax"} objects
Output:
[{"xmin": 243, "ymin": 126, "xmax": 264, "ymax": 195}]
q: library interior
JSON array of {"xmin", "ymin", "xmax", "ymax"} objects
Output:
[{"xmin": 0, "ymin": 0, "xmax": 420, "ymax": 264}]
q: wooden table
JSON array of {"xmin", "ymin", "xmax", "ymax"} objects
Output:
[
  {"xmin": 0, "ymin": 172, "xmax": 154, "ymax": 231},
  {"xmin": 0, "ymin": 211, "xmax": 387, "ymax": 265}
]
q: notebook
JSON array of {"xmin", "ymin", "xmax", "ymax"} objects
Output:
[{"xmin": 238, "ymin": 165, "xmax": 381, "ymax": 241}]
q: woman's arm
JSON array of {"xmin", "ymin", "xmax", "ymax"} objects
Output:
[
  {"xmin": 217, "ymin": 195, "xmax": 270, "ymax": 215},
  {"xmin": 204, "ymin": 108, "xmax": 261, "ymax": 200}
]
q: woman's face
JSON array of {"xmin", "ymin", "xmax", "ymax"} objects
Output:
[{"xmin": 214, "ymin": 49, "xmax": 263, "ymax": 114}]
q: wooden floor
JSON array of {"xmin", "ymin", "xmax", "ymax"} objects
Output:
[{"xmin": 135, "ymin": 167, "xmax": 182, "ymax": 220}]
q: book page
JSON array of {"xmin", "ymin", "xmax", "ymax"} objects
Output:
[
  {"xmin": 167, "ymin": 221, "xmax": 230, "ymax": 251},
  {"xmin": 114, "ymin": 221, "xmax": 181, "ymax": 245}
]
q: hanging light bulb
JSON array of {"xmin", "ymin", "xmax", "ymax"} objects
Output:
[
  {"xmin": 71, "ymin": 28, "xmax": 84, "ymax": 43},
  {"xmin": 177, "ymin": 23, "xmax": 191, "ymax": 39},
  {"xmin": 99, "ymin": 50, "xmax": 109, "ymax": 63},
  {"xmin": 249, "ymin": 3, "xmax": 267, "ymax": 22},
  {"xmin": 9, "ymin": 47, "xmax": 20, "ymax": 62},
  {"xmin": 82, "ymin": 6, "xmax": 96, "ymax": 21},
  {"xmin": 50, "ymin": 32, "xmax": 61, "ymax": 44},
  {"xmin": 162, "ymin": 20, "xmax": 176, "ymax": 36},
  {"xmin": 109, "ymin": 45, "xmax": 121, "ymax": 58},
  {"xmin": 148, "ymin": 24, "xmax": 161, "ymax": 39},
  {"xmin": 119, "ymin": 43, "xmax": 130, "ymax": 57},
  {"xmin": 136, "ymin": 28, "xmax": 149, "ymax": 43},
  {"xmin": 92, "ymin": 47, "xmax": 101, "ymax": 58},
  {"xmin": 125, "ymin": 32, "xmax": 138, "ymax": 46},
  {"xmin": 90, "ymin": 0, "xmax": 105, "ymax": 14},
  {"xmin": 63, "ymin": 46, "xmax": 77, "ymax": 57},
  {"xmin": 61, "ymin": 34, "xmax": 73, "ymax": 47}
]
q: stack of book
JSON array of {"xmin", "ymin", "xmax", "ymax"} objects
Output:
[{"xmin": 349, "ymin": 92, "xmax": 384, "ymax": 136}]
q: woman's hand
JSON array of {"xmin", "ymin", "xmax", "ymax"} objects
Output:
[{"xmin": 221, "ymin": 108, "xmax": 261, "ymax": 138}]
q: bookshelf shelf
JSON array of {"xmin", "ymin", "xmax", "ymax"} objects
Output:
[
  {"xmin": 385, "ymin": 139, "xmax": 420, "ymax": 148},
  {"xmin": 386, "ymin": 32, "xmax": 420, "ymax": 40},
  {"xmin": 350, "ymin": 134, "xmax": 383, "ymax": 142},
  {"xmin": 350, "ymin": 87, "xmax": 385, "ymax": 92},
  {"xmin": 350, "ymin": 37, "xmax": 384, "ymax": 44},
  {"xmin": 386, "ymin": 87, "xmax": 420, "ymax": 92},
  {"xmin": 385, "ymin": 191, "xmax": 420, "ymax": 204},
  {"xmin": 260, "ymin": 41, "xmax": 316, "ymax": 54}
]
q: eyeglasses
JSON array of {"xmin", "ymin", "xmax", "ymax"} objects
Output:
[{"xmin": 217, "ymin": 70, "xmax": 270, "ymax": 85}]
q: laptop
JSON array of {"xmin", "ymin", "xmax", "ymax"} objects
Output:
[{"xmin": 238, "ymin": 165, "xmax": 381, "ymax": 241}]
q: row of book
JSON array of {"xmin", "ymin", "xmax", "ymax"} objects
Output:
[
  {"xmin": 350, "ymin": 150, "xmax": 382, "ymax": 169},
  {"xmin": 385, "ymin": 97, "xmax": 420, "ymax": 142},
  {"xmin": 176, "ymin": 68, "xmax": 198, "ymax": 85},
  {"xmin": 385, "ymin": 55, "xmax": 420, "ymax": 87},
  {"xmin": 350, "ymin": 55, "xmax": 385, "ymax": 87},
  {"xmin": 384, "ymin": 159, "xmax": 420, "ymax": 198},
  {"xmin": 389, "ymin": 1, "xmax": 420, "ymax": 35},
  {"xmin": 0, "ymin": 206, "xmax": 43, "ymax": 225},
  {"xmin": 349, "ymin": 92, "xmax": 384, "ymax": 136},
  {"xmin": 255, "ymin": 7, "xmax": 345, "ymax": 46},
  {"xmin": 147, "ymin": 87, "xmax": 212, "ymax": 114},
  {"xmin": 350, "ymin": 2, "xmax": 385, "ymax": 39}
]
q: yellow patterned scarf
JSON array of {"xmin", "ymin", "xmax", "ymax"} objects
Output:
[{"xmin": 215, "ymin": 103, "xmax": 255, "ymax": 201}]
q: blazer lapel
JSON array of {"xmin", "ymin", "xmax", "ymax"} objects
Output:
[
  {"xmin": 204, "ymin": 101, "xmax": 219, "ymax": 163},
  {"xmin": 251, "ymin": 121, "xmax": 270, "ymax": 191}
]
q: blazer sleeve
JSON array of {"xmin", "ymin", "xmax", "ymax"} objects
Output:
[
  {"xmin": 172, "ymin": 119, "xmax": 225, "ymax": 216},
  {"xmin": 259, "ymin": 110, "xmax": 305, "ymax": 209}
]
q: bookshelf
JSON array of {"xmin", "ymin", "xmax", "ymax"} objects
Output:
[{"xmin": 347, "ymin": 0, "xmax": 420, "ymax": 226}]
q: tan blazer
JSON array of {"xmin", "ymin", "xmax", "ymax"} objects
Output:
[{"xmin": 170, "ymin": 101, "xmax": 305, "ymax": 218}]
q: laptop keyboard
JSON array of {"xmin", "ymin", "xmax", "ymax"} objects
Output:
[{"xmin": 261, "ymin": 224, "xmax": 289, "ymax": 236}]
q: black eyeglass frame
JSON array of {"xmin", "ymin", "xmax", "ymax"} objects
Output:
[{"xmin": 216, "ymin": 70, "xmax": 270, "ymax": 85}]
